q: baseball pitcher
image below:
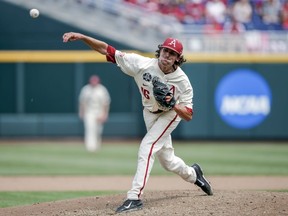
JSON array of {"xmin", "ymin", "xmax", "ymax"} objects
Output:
[{"xmin": 63, "ymin": 32, "xmax": 213, "ymax": 213}]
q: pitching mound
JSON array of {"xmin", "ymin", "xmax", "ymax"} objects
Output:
[
  {"xmin": 1, "ymin": 190, "xmax": 287, "ymax": 216},
  {"xmin": 1, "ymin": 176, "xmax": 288, "ymax": 216}
]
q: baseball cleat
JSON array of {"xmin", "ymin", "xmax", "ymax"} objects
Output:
[
  {"xmin": 192, "ymin": 163, "xmax": 213, "ymax": 195},
  {"xmin": 115, "ymin": 199, "xmax": 143, "ymax": 213}
]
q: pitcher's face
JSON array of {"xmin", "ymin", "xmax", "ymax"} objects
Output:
[{"xmin": 158, "ymin": 48, "xmax": 179, "ymax": 67}]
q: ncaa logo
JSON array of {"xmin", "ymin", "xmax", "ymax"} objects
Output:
[{"xmin": 215, "ymin": 69, "xmax": 272, "ymax": 129}]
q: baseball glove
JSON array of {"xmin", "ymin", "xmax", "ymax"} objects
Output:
[{"xmin": 152, "ymin": 77, "xmax": 176, "ymax": 110}]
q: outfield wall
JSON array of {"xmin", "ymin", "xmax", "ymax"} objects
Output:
[{"xmin": 0, "ymin": 51, "xmax": 287, "ymax": 139}]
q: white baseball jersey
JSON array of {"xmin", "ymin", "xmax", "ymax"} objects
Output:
[
  {"xmin": 114, "ymin": 51, "xmax": 193, "ymax": 112},
  {"xmin": 79, "ymin": 84, "xmax": 110, "ymax": 115}
]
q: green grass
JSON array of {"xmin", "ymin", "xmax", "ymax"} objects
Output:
[
  {"xmin": 0, "ymin": 191, "xmax": 116, "ymax": 208},
  {"xmin": 0, "ymin": 141, "xmax": 288, "ymax": 176},
  {"xmin": 0, "ymin": 140, "xmax": 288, "ymax": 208}
]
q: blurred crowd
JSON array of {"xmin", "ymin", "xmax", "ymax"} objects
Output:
[{"xmin": 123, "ymin": 0, "xmax": 288, "ymax": 32}]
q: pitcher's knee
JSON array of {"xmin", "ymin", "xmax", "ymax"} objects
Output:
[{"xmin": 160, "ymin": 160, "xmax": 176, "ymax": 172}]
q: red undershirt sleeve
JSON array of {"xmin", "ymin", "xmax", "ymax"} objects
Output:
[{"xmin": 106, "ymin": 45, "xmax": 116, "ymax": 63}]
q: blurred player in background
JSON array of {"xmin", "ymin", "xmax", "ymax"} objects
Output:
[
  {"xmin": 63, "ymin": 32, "xmax": 213, "ymax": 213},
  {"xmin": 79, "ymin": 75, "xmax": 111, "ymax": 152}
]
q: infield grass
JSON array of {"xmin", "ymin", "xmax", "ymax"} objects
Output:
[
  {"xmin": 0, "ymin": 191, "xmax": 116, "ymax": 208},
  {"xmin": 0, "ymin": 140, "xmax": 288, "ymax": 176}
]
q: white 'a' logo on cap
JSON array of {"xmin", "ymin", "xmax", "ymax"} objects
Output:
[{"xmin": 168, "ymin": 39, "xmax": 176, "ymax": 47}]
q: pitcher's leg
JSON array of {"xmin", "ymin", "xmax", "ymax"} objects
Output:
[
  {"xmin": 127, "ymin": 112, "xmax": 180, "ymax": 199},
  {"xmin": 156, "ymin": 142, "xmax": 196, "ymax": 183},
  {"xmin": 157, "ymin": 142, "xmax": 213, "ymax": 195},
  {"xmin": 127, "ymin": 135, "xmax": 158, "ymax": 200}
]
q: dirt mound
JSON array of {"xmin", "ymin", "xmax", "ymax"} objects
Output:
[
  {"xmin": 1, "ymin": 176, "xmax": 288, "ymax": 216},
  {"xmin": 1, "ymin": 190, "xmax": 287, "ymax": 216}
]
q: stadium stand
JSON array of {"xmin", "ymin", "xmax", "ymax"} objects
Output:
[
  {"xmin": 122, "ymin": 0, "xmax": 286, "ymax": 31},
  {"xmin": 2, "ymin": 0, "xmax": 288, "ymax": 53}
]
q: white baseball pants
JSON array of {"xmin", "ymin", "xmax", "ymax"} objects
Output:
[
  {"xmin": 127, "ymin": 108, "xmax": 197, "ymax": 200},
  {"xmin": 83, "ymin": 112, "xmax": 103, "ymax": 152}
]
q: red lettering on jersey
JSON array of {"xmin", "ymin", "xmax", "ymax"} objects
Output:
[
  {"xmin": 141, "ymin": 87, "xmax": 150, "ymax": 99},
  {"xmin": 170, "ymin": 85, "xmax": 175, "ymax": 95}
]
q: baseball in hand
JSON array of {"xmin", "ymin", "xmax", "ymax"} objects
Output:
[{"xmin": 30, "ymin": 9, "xmax": 40, "ymax": 18}]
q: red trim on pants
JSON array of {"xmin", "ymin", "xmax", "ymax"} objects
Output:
[{"xmin": 138, "ymin": 114, "xmax": 178, "ymax": 198}]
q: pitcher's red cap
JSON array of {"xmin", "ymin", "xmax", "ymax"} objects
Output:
[{"xmin": 161, "ymin": 38, "xmax": 183, "ymax": 55}]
